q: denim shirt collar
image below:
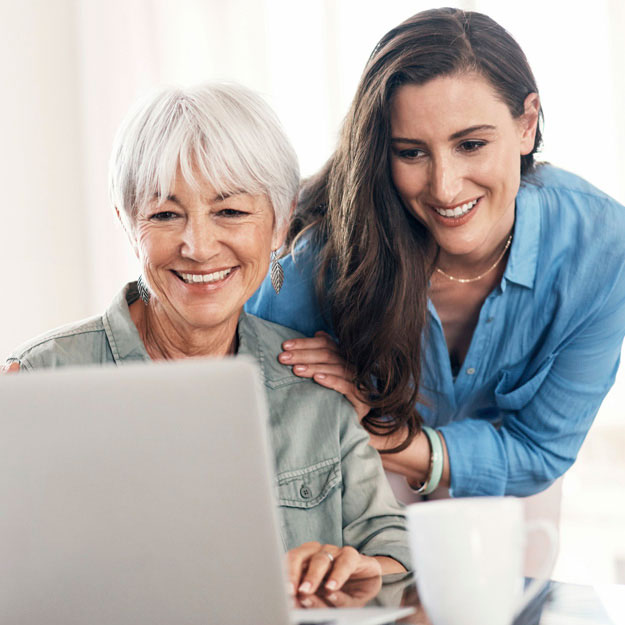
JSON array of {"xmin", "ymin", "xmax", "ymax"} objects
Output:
[
  {"xmin": 103, "ymin": 283, "xmax": 265, "ymax": 376},
  {"xmin": 236, "ymin": 311, "xmax": 267, "ymax": 387},
  {"xmin": 102, "ymin": 283, "xmax": 150, "ymax": 364},
  {"xmin": 502, "ymin": 182, "xmax": 541, "ymax": 290}
]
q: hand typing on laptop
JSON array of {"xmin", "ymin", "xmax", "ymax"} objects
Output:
[
  {"xmin": 291, "ymin": 560, "xmax": 383, "ymax": 609},
  {"xmin": 288, "ymin": 542, "xmax": 403, "ymax": 597}
]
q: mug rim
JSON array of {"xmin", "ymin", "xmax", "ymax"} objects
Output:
[{"xmin": 405, "ymin": 495, "xmax": 522, "ymax": 518}]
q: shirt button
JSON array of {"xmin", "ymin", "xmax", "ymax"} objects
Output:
[
  {"xmin": 466, "ymin": 367, "xmax": 476, "ymax": 375},
  {"xmin": 300, "ymin": 485, "xmax": 313, "ymax": 499},
  {"xmin": 486, "ymin": 317, "xmax": 494, "ymax": 323}
]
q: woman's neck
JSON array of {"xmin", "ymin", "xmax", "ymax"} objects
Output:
[
  {"xmin": 129, "ymin": 299, "xmax": 238, "ymax": 361},
  {"xmin": 435, "ymin": 219, "xmax": 514, "ymax": 282}
]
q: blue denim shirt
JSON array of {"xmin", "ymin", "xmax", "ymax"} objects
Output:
[
  {"xmin": 246, "ymin": 165, "xmax": 625, "ymax": 497},
  {"xmin": 7, "ymin": 284, "xmax": 410, "ymax": 568}
]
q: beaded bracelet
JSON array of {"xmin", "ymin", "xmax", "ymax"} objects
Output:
[{"xmin": 414, "ymin": 425, "xmax": 444, "ymax": 496}]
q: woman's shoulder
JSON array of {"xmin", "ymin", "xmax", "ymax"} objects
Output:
[
  {"xmin": 245, "ymin": 231, "xmax": 331, "ymax": 336},
  {"xmin": 520, "ymin": 164, "xmax": 625, "ymax": 258},
  {"xmin": 240, "ymin": 313, "xmax": 349, "ymax": 405},
  {"xmin": 239, "ymin": 312, "xmax": 306, "ymax": 385},
  {"xmin": 522, "ymin": 164, "xmax": 624, "ymax": 213},
  {"xmin": 6, "ymin": 314, "xmax": 110, "ymax": 370}
]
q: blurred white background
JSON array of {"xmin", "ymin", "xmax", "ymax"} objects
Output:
[{"xmin": 0, "ymin": 0, "xmax": 623, "ymax": 585}]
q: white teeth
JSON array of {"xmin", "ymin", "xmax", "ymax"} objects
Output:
[
  {"xmin": 178, "ymin": 268, "xmax": 232, "ymax": 284},
  {"xmin": 433, "ymin": 198, "xmax": 479, "ymax": 218}
]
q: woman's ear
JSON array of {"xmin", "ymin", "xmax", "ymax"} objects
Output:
[
  {"xmin": 115, "ymin": 207, "xmax": 139, "ymax": 259},
  {"xmin": 519, "ymin": 93, "xmax": 540, "ymax": 155}
]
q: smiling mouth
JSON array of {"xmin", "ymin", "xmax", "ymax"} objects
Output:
[
  {"xmin": 174, "ymin": 268, "xmax": 234, "ymax": 284},
  {"xmin": 431, "ymin": 198, "xmax": 480, "ymax": 218}
]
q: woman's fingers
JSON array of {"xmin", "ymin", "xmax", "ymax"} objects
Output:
[
  {"xmin": 279, "ymin": 333, "xmax": 370, "ymax": 419},
  {"xmin": 288, "ymin": 544, "xmax": 384, "ymax": 601},
  {"xmin": 297, "ymin": 546, "xmax": 341, "ymax": 595},
  {"xmin": 286, "ymin": 542, "xmax": 322, "ymax": 595},
  {"xmin": 290, "ymin": 363, "xmax": 351, "ymax": 380},
  {"xmin": 279, "ymin": 347, "xmax": 343, "ymax": 367},
  {"xmin": 282, "ymin": 332, "xmax": 340, "ymax": 355},
  {"xmin": 297, "ymin": 593, "xmax": 331, "ymax": 609},
  {"xmin": 280, "ymin": 333, "xmax": 342, "ymax": 367},
  {"xmin": 322, "ymin": 574, "xmax": 382, "ymax": 608},
  {"xmin": 320, "ymin": 546, "xmax": 363, "ymax": 591}
]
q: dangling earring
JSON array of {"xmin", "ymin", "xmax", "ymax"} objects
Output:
[
  {"xmin": 270, "ymin": 250, "xmax": 284, "ymax": 295},
  {"xmin": 137, "ymin": 275, "xmax": 151, "ymax": 304}
]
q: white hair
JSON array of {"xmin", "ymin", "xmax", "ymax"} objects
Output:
[{"xmin": 109, "ymin": 82, "xmax": 300, "ymax": 232}]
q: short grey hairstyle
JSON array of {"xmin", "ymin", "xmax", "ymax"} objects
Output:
[{"xmin": 109, "ymin": 82, "xmax": 300, "ymax": 232}]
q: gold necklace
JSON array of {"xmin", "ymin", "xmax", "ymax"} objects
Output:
[{"xmin": 435, "ymin": 234, "xmax": 513, "ymax": 284}]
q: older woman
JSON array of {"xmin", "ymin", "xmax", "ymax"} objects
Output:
[{"xmin": 2, "ymin": 83, "xmax": 408, "ymax": 594}]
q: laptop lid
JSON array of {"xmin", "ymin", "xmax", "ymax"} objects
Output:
[{"xmin": 0, "ymin": 358, "xmax": 290, "ymax": 625}]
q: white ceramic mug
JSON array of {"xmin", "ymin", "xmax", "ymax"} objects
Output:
[{"xmin": 406, "ymin": 497, "xmax": 558, "ymax": 625}]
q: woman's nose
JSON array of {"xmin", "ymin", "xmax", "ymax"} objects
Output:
[
  {"xmin": 429, "ymin": 156, "xmax": 463, "ymax": 206},
  {"xmin": 180, "ymin": 219, "xmax": 218, "ymax": 262}
]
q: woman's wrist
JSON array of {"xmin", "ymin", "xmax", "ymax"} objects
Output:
[
  {"xmin": 412, "ymin": 426, "xmax": 444, "ymax": 494},
  {"xmin": 369, "ymin": 426, "xmax": 451, "ymax": 490},
  {"xmin": 374, "ymin": 555, "xmax": 406, "ymax": 574}
]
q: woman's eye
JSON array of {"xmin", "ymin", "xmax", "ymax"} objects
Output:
[
  {"xmin": 217, "ymin": 208, "xmax": 246, "ymax": 218},
  {"xmin": 395, "ymin": 148, "xmax": 426, "ymax": 160},
  {"xmin": 459, "ymin": 140, "xmax": 486, "ymax": 153},
  {"xmin": 150, "ymin": 211, "xmax": 179, "ymax": 221}
]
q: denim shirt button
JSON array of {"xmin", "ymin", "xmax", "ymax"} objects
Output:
[
  {"xmin": 300, "ymin": 485, "xmax": 313, "ymax": 499},
  {"xmin": 466, "ymin": 367, "xmax": 476, "ymax": 375}
]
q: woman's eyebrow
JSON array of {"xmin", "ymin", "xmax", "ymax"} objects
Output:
[
  {"xmin": 391, "ymin": 124, "xmax": 497, "ymax": 145},
  {"xmin": 165, "ymin": 194, "xmax": 183, "ymax": 206},
  {"xmin": 448, "ymin": 124, "xmax": 496, "ymax": 140},
  {"xmin": 212, "ymin": 192, "xmax": 235, "ymax": 203},
  {"xmin": 390, "ymin": 137, "xmax": 426, "ymax": 145},
  {"xmin": 152, "ymin": 193, "xmax": 184, "ymax": 207}
]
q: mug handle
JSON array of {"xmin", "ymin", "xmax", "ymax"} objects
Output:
[{"xmin": 514, "ymin": 519, "xmax": 559, "ymax": 616}]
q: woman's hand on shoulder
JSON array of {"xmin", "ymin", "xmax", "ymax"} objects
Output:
[
  {"xmin": 278, "ymin": 331, "xmax": 370, "ymax": 420},
  {"xmin": 1, "ymin": 362, "xmax": 20, "ymax": 373},
  {"xmin": 286, "ymin": 542, "xmax": 384, "ymax": 598}
]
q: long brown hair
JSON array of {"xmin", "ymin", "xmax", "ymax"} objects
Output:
[{"xmin": 288, "ymin": 8, "xmax": 543, "ymax": 451}]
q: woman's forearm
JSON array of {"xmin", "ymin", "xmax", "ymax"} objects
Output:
[{"xmin": 369, "ymin": 428, "xmax": 451, "ymax": 490}]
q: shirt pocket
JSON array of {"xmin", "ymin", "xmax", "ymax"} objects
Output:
[
  {"xmin": 275, "ymin": 458, "xmax": 342, "ymax": 550},
  {"xmin": 276, "ymin": 457, "xmax": 340, "ymax": 508},
  {"xmin": 494, "ymin": 355, "xmax": 555, "ymax": 411}
]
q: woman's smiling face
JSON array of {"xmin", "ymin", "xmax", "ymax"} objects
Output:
[
  {"xmin": 390, "ymin": 72, "xmax": 539, "ymax": 265},
  {"xmin": 132, "ymin": 171, "xmax": 281, "ymax": 334}
]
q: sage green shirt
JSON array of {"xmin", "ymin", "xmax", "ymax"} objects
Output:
[{"xmin": 7, "ymin": 283, "xmax": 410, "ymax": 569}]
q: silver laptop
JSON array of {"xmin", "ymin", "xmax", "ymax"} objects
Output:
[{"xmin": 0, "ymin": 358, "xmax": 412, "ymax": 625}]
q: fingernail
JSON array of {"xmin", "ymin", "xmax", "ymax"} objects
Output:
[
  {"xmin": 325, "ymin": 579, "xmax": 337, "ymax": 590},
  {"xmin": 279, "ymin": 352, "xmax": 292, "ymax": 362},
  {"xmin": 298, "ymin": 581, "xmax": 312, "ymax": 594},
  {"xmin": 327, "ymin": 593, "xmax": 338, "ymax": 602},
  {"xmin": 294, "ymin": 365, "xmax": 307, "ymax": 373},
  {"xmin": 315, "ymin": 373, "xmax": 327, "ymax": 380},
  {"xmin": 283, "ymin": 341, "xmax": 294, "ymax": 349},
  {"xmin": 300, "ymin": 597, "xmax": 313, "ymax": 607}
]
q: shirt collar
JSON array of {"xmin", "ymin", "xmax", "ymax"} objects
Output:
[
  {"xmin": 236, "ymin": 310, "xmax": 267, "ymax": 387},
  {"xmin": 103, "ymin": 283, "xmax": 263, "ymax": 371},
  {"xmin": 502, "ymin": 181, "xmax": 541, "ymax": 290},
  {"xmin": 102, "ymin": 283, "xmax": 151, "ymax": 363}
]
